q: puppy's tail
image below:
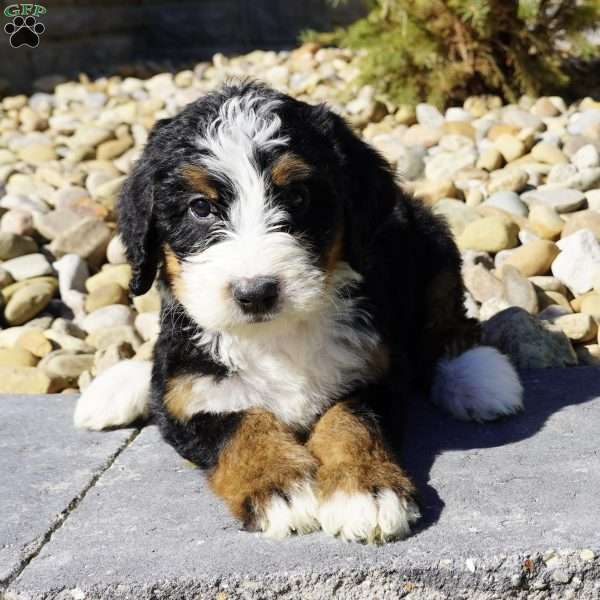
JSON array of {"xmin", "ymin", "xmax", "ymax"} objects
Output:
[
  {"xmin": 74, "ymin": 360, "xmax": 153, "ymax": 430},
  {"xmin": 431, "ymin": 346, "xmax": 523, "ymax": 422}
]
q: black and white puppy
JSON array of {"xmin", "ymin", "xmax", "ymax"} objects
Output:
[{"xmin": 75, "ymin": 81, "xmax": 523, "ymax": 543}]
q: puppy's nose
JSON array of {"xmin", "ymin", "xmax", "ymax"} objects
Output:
[{"xmin": 232, "ymin": 276, "xmax": 280, "ymax": 314}]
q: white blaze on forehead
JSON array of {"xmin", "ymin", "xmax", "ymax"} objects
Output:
[
  {"xmin": 195, "ymin": 92, "xmax": 288, "ymax": 236},
  {"xmin": 184, "ymin": 90, "xmax": 325, "ymax": 333}
]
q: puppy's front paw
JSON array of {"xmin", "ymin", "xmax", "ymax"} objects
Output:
[
  {"xmin": 73, "ymin": 360, "xmax": 152, "ymax": 430},
  {"xmin": 252, "ymin": 480, "xmax": 320, "ymax": 539},
  {"xmin": 318, "ymin": 487, "xmax": 420, "ymax": 543}
]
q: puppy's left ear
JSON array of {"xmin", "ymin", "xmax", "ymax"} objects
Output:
[
  {"xmin": 315, "ymin": 107, "xmax": 398, "ymax": 269},
  {"xmin": 117, "ymin": 160, "xmax": 161, "ymax": 296}
]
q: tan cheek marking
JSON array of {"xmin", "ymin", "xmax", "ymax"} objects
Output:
[
  {"xmin": 324, "ymin": 227, "xmax": 344, "ymax": 276},
  {"xmin": 181, "ymin": 165, "xmax": 218, "ymax": 200},
  {"xmin": 163, "ymin": 245, "xmax": 186, "ymax": 302},
  {"xmin": 271, "ymin": 152, "xmax": 313, "ymax": 186},
  {"xmin": 322, "ymin": 223, "xmax": 346, "ymax": 287},
  {"xmin": 164, "ymin": 374, "xmax": 194, "ymax": 421}
]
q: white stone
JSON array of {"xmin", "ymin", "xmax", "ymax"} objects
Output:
[
  {"xmin": 62, "ymin": 289, "xmax": 87, "ymax": 321},
  {"xmin": 345, "ymin": 96, "xmax": 372, "ymax": 115},
  {"xmin": 53, "ymin": 254, "xmax": 89, "ymax": 297},
  {"xmin": 106, "ymin": 234, "xmax": 128, "ymax": 265},
  {"xmin": 416, "ymin": 103, "xmax": 444, "ymax": 128},
  {"xmin": 81, "ymin": 305, "xmax": 134, "ymax": 334},
  {"xmin": 546, "ymin": 163, "xmax": 578, "ymax": 184},
  {"xmin": 0, "ymin": 193, "xmax": 49, "ymax": 214},
  {"xmin": 568, "ymin": 110, "xmax": 600, "ymax": 135},
  {"xmin": 464, "ymin": 292, "xmax": 479, "ymax": 319},
  {"xmin": 438, "ymin": 134, "xmax": 474, "ymax": 152},
  {"xmin": 552, "ymin": 229, "xmax": 600, "ymax": 295},
  {"xmin": 134, "ymin": 312, "xmax": 160, "ymax": 341},
  {"xmin": 0, "ymin": 326, "xmax": 32, "ymax": 348},
  {"xmin": 2, "ymin": 253, "xmax": 53, "ymax": 281},
  {"xmin": 479, "ymin": 298, "xmax": 511, "ymax": 321},
  {"xmin": 85, "ymin": 171, "xmax": 115, "ymax": 196},
  {"xmin": 432, "ymin": 199, "xmax": 480, "ymax": 237},
  {"xmin": 586, "ymin": 189, "xmax": 600, "ymax": 212},
  {"xmin": 502, "ymin": 107, "xmax": 544, "ymax": 131},
  {"xmin": 494, "ymin": 249, "xmax": 517, "ymax": 269},
  {"xmin": 519, "ymin": 229, "xmax": 540, "ymax": 245},
  {"xmin": 370, "ymin": 135, "xmax": 425, "ymax": 180},
  {"xmin": 424, "ymin": 150, "xmax": 477, "ymax": 181},
  {"xmin": 445, "ymin": 107, "xmax": 472, "ymax": 122},
  {"xmin": 553, "ymin": 313, "xmax": 597, "ymax": 343},
  {"xmin": 521, "ymin": 188, "xmax": 586, "ymax": 213},
  {"xmin": 483, "ymin": 191, "xmax": 528, "ymax": 217},
  {"xmin": 571, "ymin": 144, "xmax": 600, "ymax": 170},
  {"xmin": 50, "ymin": 186, "xmax": 88, "ymax": 209}
]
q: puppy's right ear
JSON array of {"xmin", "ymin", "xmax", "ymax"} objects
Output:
[
  {"xmin": 117, "ymin": 160, "xmax": 160, "ymax": 296},
  {"xmin": 117, "ymin": 117, "xmax": 173, "ymax": 296}
]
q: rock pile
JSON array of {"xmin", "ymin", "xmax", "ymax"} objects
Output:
[{"xmin": 0, "ymin": 44, "xmax": 599, "ymax": 392}]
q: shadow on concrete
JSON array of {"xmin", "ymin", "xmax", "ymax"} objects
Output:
[{"xmin": 402, "ymin": 366, "xmax": 600, "ymax": 534}]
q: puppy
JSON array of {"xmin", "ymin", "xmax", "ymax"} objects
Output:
[{"xmin": 75, "ymin": 81, "xmax": 523, "ymax": 543}]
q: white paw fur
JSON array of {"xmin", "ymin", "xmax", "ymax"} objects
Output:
[
  {"xmin": 318, "ymin": 488, "xmax": 420, "ymax": 543},
  {"xmin": 73, "ymin": 360, "xmax": 152, "ymax": 430},
  {"xmin": 432, "ymin": 346, "xmax": 523, "ymax": 422},
  {"xmin": 257, "ymin": 480, "xmax": 320, "ymax": 539}
]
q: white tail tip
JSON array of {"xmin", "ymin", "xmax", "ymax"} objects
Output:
[
  {"xmin": 73, "ymin": 360, "xmax": 152, "ymax": 430},
  {"xmin": 431, "ymin": 346, "xmax": 523, "ymax": 422}
]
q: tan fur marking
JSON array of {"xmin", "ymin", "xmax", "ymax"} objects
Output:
[
  {"xmin": 324, "ymin": 227, "xmax": 344, "ymax": 277},
  {"xmin": 307, "ymin": 401, "xmax": 415, "ymax": 500},
  {"xmin": 271, "ymin": 152, "xmax": 313, "ymax": 186},
  {"xmin": 181, "ymin": 165, "xmax": 218, "ymax": 200},
  {"xmin": 163, "ymin": 245, "xmax": 185, "ymax": 300},
  {"xmin": 164, "ymin": 375, "xmax": 194, "ymax": 421},
  {"xmin": 210, "ymin": 410, "xmax": 317, "ymax": 525}
]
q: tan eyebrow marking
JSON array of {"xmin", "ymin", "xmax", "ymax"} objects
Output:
[
  {"xmin": 181, "ymin": 165, "xmax": 218, "ymax": 200},
  {"xmin": 271, "ymin": 152, "xmax": 313, "ymax": 186}
]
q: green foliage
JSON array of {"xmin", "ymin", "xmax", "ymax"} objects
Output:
[{"xmin": 305, "ymin": 0, "xmax": 600, "ymax": 106}]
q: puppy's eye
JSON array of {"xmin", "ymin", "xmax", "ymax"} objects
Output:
[
  {"xmin": 188, "ymin": 196, "xmax": 212, "ymax": 220},
  {"xmin": 288, "ymin": 185, "xmax": 310, "ymax": 211}
]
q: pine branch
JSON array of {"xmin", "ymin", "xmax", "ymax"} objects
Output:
[{"xmin": 310, "ymin": 0, "xmax": 600, "ymax": 106}]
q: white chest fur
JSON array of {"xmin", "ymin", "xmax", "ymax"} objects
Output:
[{"xmin": 185, "ymin": 300, "xmax": 384, "ymax": 429}]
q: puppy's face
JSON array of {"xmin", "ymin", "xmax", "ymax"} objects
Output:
[{"xmin": 119, "ymin": 83, "xmax": 395, "ymax": 335}]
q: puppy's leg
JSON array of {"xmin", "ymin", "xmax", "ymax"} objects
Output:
[
  {"xmin": 308, "ymin": 400, "xmax": 420, "ymax": 543},
  {"xmin": 208, "ymin": 409, "xmax": 320, "ymax": 538},
  {"xmin": 155, "ymin": 368, "xmax": 320, "ymax": 538}
]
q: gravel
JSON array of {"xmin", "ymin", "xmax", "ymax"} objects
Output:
[{"xmin": 1, "ymin": 43, "xmax": 600, "ymax": 391}]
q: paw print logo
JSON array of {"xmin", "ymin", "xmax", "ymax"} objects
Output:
[{"xmin": 4, "ymin": 15, "xmax": 45, "ymax": 48}]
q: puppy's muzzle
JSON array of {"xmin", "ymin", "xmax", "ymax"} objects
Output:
[{"xmin": 232, "ymin": 276, "xmax": 280, "ymax": 316}]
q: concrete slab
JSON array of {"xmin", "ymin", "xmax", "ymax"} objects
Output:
[
  {"xmin": 4, "ymin": 368, "xmax": 600, "ymax": 599},
  {"xmin": 0, "ymin": 395, "xmax": 135, "ymax": 590}
]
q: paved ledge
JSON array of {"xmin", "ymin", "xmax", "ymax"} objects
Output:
[
  {"xmin": 2, "ymin": 368, "xmax": 600, "ymax": 599},
  {"xmin": 0, "ymin": 395, "xmax": 134, "ymax": 589}
]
